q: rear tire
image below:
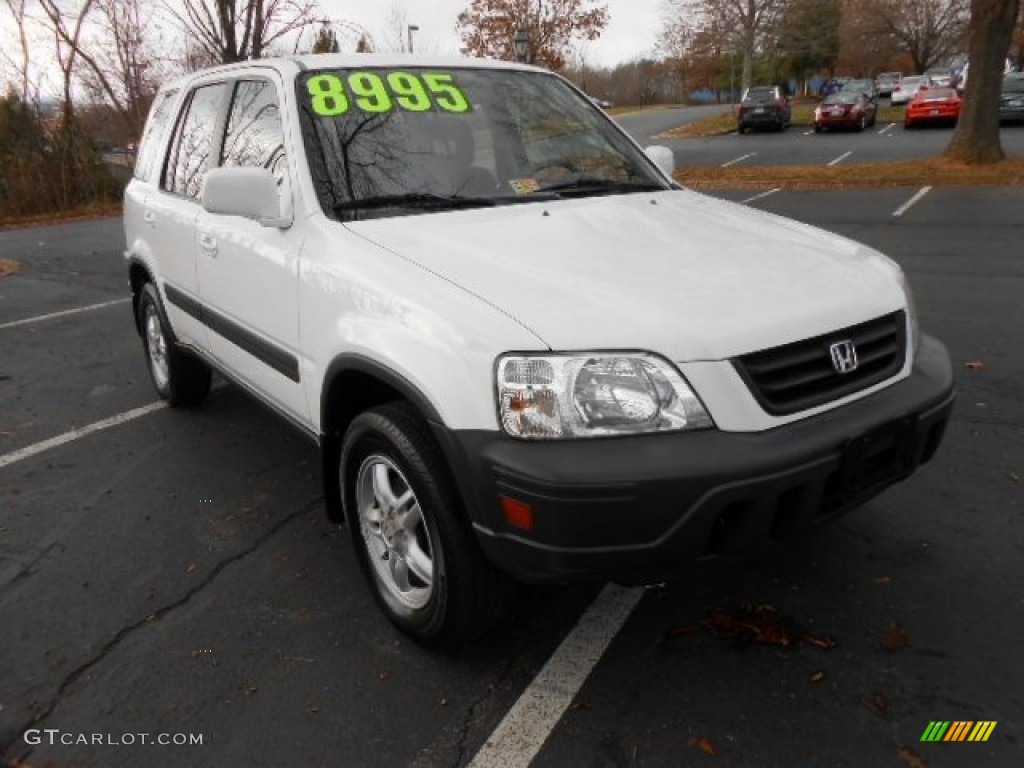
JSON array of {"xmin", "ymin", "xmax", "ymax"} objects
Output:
[
  {"xmin": 137, "ymin": 283, "xmax": 211, "ymax": 407},
  {"xmin": 341, "ymin": 403, "xmax": 515, "ymax": 648}
]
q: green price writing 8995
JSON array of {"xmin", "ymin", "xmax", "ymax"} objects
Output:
[{"xmin": 306, "ymin": 71, "xmax": 471, "ymax": 117}]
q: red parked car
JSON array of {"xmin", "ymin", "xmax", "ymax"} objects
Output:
[
  {"xmin": 814, "ymin": 91, "xmax": 877, "ymax": 132},
  {"xmin": 904, "ymin": 87, "xmax": 961, "ymax": 129}
]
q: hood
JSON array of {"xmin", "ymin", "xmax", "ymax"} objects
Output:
[{"xmin": 347, "ymin": 190, "xmax": 906, "ymax": 361}]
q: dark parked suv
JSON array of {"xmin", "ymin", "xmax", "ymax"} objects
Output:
[{"xmin": 737, "ymin": 85, "xmax": 791, "ymax": 133}]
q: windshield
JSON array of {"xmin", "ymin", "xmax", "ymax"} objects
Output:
[
  {"xmin": 824, "ymin": 93, "xmax": 859, "ymax": 105},
  {"xmin": 743, "ymin": 87, "xmax": 776, "ymax": 101},
  {"xmin": 920, "ymin": 88, "xmax": 956, "ymax": 101},
  {"xmin": 296, "ymin": 67, "xmax": 667, "ymax": 220},
  {"xmin": 1003, "ymin": 76, "xmax": 1024, "ymax": 93}
]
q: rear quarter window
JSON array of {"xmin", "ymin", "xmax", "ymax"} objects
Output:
[{"xmin": 133, "ymin": 89, "xmax": 178, "ymax": 183}]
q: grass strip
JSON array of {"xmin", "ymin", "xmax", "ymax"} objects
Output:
[{"xmin": 674, "ymin": 155, "xmax": 1024, "ymax": 188}]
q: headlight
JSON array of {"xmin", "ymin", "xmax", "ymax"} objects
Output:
[
  {"xmin": 899, "ymin": 272, "xmax": 921, "ymax": 360},
  {"xmin": 497, "ymin": 353, "xmax": 714, "ymax": 439}
]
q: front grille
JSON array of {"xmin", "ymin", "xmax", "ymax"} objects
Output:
[{"xmin": 734, "ymin": 311, "xmax": 907, "ymax": 415}]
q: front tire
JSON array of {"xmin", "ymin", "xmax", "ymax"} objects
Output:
[
  {"xmin": 341, "ymin": 403, "xmax": 514, "ymax": 647},
  {"xmin": 137, "ymin": 283, "xmax": 211, "ymax": 406}
]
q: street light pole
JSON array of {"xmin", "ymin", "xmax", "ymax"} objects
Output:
[
  {"xmin": 729, "ymin": 48, "xmax": 736, "ymax": 115},
  {"xmin": 513, "ymin": 26, "xmax": 531, "ymax": 64},
  {"xmin": 407, "ymin": 24, "xmax": 419, "ymax": 54}
]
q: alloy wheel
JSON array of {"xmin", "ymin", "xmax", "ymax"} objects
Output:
[{"xmin": 356, "ymin": 454, "xmax": 434, "ymax": 610}]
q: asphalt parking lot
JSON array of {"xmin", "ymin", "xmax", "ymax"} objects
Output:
[
  {"xmin": 2, "ymin": 180, "xmax": 1023, "ymax": 767},
  {"xmin": 615, "ymin": 105, "xmax": 1024, "ymax": 167}
]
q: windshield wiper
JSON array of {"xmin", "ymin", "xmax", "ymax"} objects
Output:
[
  {"xmin": 333, "ymin": 193, "xmax": 497, "ymax": 217},
  {"xmin": 536, "ymin": 177, "xmax": 666, "ymax": 197}
]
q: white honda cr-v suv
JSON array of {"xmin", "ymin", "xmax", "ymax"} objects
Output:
[{"xmin": 124, "ymin": 54, "xmax": 954, "ymax": 647}]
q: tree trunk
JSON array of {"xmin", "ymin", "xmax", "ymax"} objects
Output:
[
  {"xmin": 742, "ymin": 28, "xmax": 755, "ymax": 91},
  {"xmin": 945, "ymin": 0, "xmax": 1021, "ymax": 163}
]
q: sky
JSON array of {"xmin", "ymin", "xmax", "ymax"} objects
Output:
[
  {"xmin": 0, "ymin": 0, "xmax": 665, "ymax": 95},
  {"xmin": 318, "ymin": 0, "xmax": 665, "ymax": 68}
]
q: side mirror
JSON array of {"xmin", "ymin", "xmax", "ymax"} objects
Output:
[
  {"xmin": 644, "ymin": 145, "xmax": 675, "ymax": 177},
  {"xmin": 201, "ymin": 167, "xmax": 291, "ymax": 228}
]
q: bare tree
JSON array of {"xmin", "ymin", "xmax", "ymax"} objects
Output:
[
  {"xmin": 836, "ymin": 0, "xmax": 904, "ymax": 76},
  {"xmin": 164, "ymin": 0, "xmax": 320, "ymax": 65},
  {"xmin": 379, "ymin": 1, "xmax": 410, "ymax": 52},
  {"xmin": 2, "ymin": 0, "xmax": 33, "ymax": 101},
  {"xmin": 65, "ymin": 0, "xmax": 156, "ymax": 135},
  {"xmin": 945, "ymin": 0, "xmax": 1021, "ymax": 162},
  {"xmin": 662, "ymin": 0, "xmax": 786, "ymax": 91},
  {"xmin": 457, "ymin": 0, "xmax": 609, "ymax": 71},
  {"xmin": 37, "ymin": 0, "xmax": 97, "ymax": 206},
  {"xmin": 864, "ymin": 0, "xmax": 970, "ymax": 73}
]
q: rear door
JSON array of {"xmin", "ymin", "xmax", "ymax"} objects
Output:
[{"xmin": 147, "ymin": 81, "xmax": 230, "ymax": 348}]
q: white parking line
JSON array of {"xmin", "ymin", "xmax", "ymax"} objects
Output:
[
  {"xmin": 468, "ymin": 584, "xmax": 644, "ymax": 768},
  {"xmin": 0, "ymin": 297, "xmax": 131, "ymax": 331},
  {"xmin": 877, "ymin": 123, "xmax": 896, "ymax": 135},
  {"xmin": 740, "ymin": 188, "xmax": 781, "ymax": 205},
  {"xmin": 803, "ymin": 129, "xmax": 814, "ymax": 136},
  {"xmin": 827, "ymin": 151, "xmax": 852, "ymax": 166},
  {"xmin": 893, "ymin": 186, "xmax": 932, "ymax": 217},
  {"xmin": 721, "ymin": 152, "xmax": 756, "ymax": 167},
  {"xmin": 0, "ymin": 402, "xmax": 166, "ymax": 470}
]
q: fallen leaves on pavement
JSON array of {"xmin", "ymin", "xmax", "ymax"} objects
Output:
[
  {"xmin": 688, "ymin": 736, "xmax": 717, "ymax": 757},
  {"xmin": 896, "ymin": 746, "xmax": 929, "ymax": 768},
  {"xmin": 964, "ymin": 360, "xmax": 987, "ymax": 371},
  {"xmin": 0, "ymin": 259, "xmax": 24, "ymax": 277},
  {"xmin": 808, "ymin": 670, "xmax": 828, "ymax": 684},
  {"xmin": 861, "ymin": 692, "xmax": 890, "ymax": 718},
  {"xmin": 695, "ymin": 603, "xmax": 838, "ymax": 652},
  {"xmin": 880, "ymin": 621, "xmax": 909, "ymax": 651}
]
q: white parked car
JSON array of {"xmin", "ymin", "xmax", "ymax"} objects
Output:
[
  {"xmin": 891, "ymin": 75, "xmax": 929, "ymax": 105},
  {"xmin": 125, "ymin": 54, "xmax": 954, "ymax": 647}
]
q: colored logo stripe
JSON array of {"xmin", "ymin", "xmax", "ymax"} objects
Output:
[
  {"xmin": 968, "ymin": 721, "xmax": 997, "ymax": 742},
  {"xmin": 944, "ymin": 721, "xmax": 972, "ymax": 741},
  {"xmin": 920, "ymin": 721, "xmax": 997, "ymax": 742}
]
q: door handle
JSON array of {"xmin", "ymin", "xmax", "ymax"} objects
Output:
[
  {"xmin": 143, "ymin": 211, "xmax": 156, "ymax": 226},
  {"xmin": 199, "ymin": 234, "xmax": 218, "ymax": 256}
]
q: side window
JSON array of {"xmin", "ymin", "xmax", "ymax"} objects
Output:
[
  {"xmin": 163, "ymin": 82, "xmax": 228, "ymax": 199},
  {"xmin": 134, "ymin": 89, "xmax": 178, "ymax": 182},
  {"xmin": 221, "ymin": 80, "xmax": 287, "ymax": 187}
]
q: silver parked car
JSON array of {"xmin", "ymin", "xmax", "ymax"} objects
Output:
[
  {"xmin": 891, "ymin": 75, "xmax": 928, "ymax": 106},
  {"xmin": 999, "ymin": 73, "xmax": 1024, "ymax": 123}
]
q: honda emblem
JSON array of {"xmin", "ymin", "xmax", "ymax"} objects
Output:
[{"xmin": 829, "ymin": 340, "xmax": 858, "ymax": 374}]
